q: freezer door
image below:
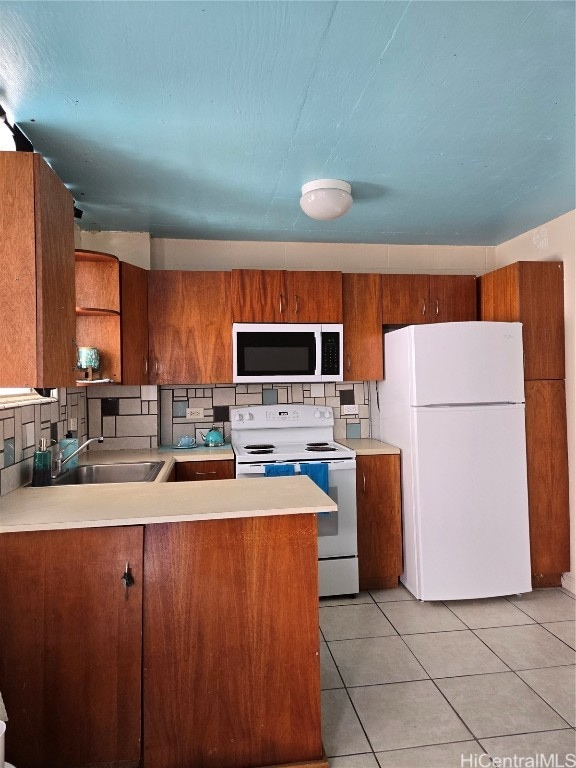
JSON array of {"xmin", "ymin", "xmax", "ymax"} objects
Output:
[
  {"xmin": 406, "ymin": 322, "xmax": 525, "ymax": 406},
  {"xmin": 409, "ymin": 403, "xmax": 531, "ymax": 600}
]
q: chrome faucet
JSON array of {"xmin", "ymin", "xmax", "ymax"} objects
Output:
[{"xmin": 52, "ymin": 436, "xmax": 104, "ymax": 478}]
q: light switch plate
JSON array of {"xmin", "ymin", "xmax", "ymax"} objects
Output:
[
  {"xmin": 186, "ymin": 407, "xmax": 204, "ymax": 419},
  {"xmin": 69, "ymin": 417, "xmax": 78, "ymax": 431},
  {"xmin": 341, "ymin": 405, "xmax": 359, "ymax": 416}
]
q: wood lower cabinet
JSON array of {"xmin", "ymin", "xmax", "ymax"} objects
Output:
[
  {"xmin": 343, "ymin": 273, "xmax": 383, "ymax": 381},
  {"xmin": 382, "ymin": 274, "xmax": 477, "ymax": 325},
  {"xmin": 231, "ymin": 269, "xmax": 342, "ymax": 322},
  {"xmin": 175, "ymin": 459, "xmax": 235, "ymax": 481},
  {"xmin": 479, "ymin": 261, "xmax": 565, "ymax": 380},
  {"xmin": 0, "ymin": 151, "xmax": 76, "ymax": 387},
  {"xmin": 143, "ymin": 515, "xmax": 324, "ymax": 768},
  {"xmin": 356, "ymin": 454, "xmax": 402, "ymax": 590},
  {"xmin": 148, "ymin": 270, "xmax": 232, "ymax": 384},
  {"xmin": 525, "ymin": 380, "xmax": 570, "ymax": 585},
  {"xmin": 0, "ymin": 526, "xmax": 143, "ymax": 768}
]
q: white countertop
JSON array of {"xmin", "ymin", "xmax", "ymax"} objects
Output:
[
  {"xmin": 0, "ymin": 441, "xmax": 400, "ymax": 534},
  {"xmin": 338, "ymin": 438, "xmax": 400, "ymax": 455},
  {"xmin": 0, "ymin": 473, "xmax": 336, "ymax": 533}
]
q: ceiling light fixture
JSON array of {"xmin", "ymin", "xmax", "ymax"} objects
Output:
[{"xmin": 300, "ymin": 179, "xmax": 353, "ymax": 220}]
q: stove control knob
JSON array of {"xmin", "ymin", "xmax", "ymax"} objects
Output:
[
  {"xmin": 314, "ymin": 409, "xmax": 322, "ymax": 418},
  {"xmin": 245, "ymin": 411, "xmax": 254, "ymax": 420},
  {"xmin": 323, "ymin": 409, "xmax": 331, "ymax": 418},
  {"xmin": 234, "ymin": 413, "xmax": 244, "ymax": 422}
]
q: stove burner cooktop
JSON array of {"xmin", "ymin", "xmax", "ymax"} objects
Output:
[
  {"xmin": 305, "ymin": 446, "xmax": 338, "ymax": 452},
  {"xmin": 244, "ymin": 444, "xmax": 275, "ymax": 449},
  {"xmin": 247, "ymin": 448, "xmax": 275, "ymax": 454},
  {"xmin": 307, "ymin": 442, "xmax": 329, "ymax": 447}
]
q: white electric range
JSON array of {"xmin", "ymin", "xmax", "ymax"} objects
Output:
[{"xmin": 231, "ymin": 404, "xmax": 359, "ymax": 596}]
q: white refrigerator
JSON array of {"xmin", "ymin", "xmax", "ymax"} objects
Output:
[{"xmin": 372, "ymin": 321, "xmax": 532, "ymax": 601}]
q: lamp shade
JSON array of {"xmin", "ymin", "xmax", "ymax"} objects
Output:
[{"xmin": 300, "ymin": 179, "xmax": 352, "ymax": 220}]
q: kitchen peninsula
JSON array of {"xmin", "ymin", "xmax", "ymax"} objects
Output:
[{"xmin": 0, "ymin": 468, "xmax": 334, "ymax": 768}]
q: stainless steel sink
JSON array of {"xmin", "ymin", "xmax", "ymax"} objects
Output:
[{"xmin": 50, "ymin": 461, "xmax": 165, "ymax": 486}]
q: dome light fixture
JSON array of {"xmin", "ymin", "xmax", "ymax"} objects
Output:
[{"xmin": 299, "ymin": 179, "xmax": 353, "ymax": 221}]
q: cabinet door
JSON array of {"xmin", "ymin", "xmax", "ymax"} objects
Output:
[
  {"xmin": 144, "ymin": 516, "xmax": 322, "ymax": 768},
  {"xmin": 231, "ymin": 269, "xmax": 285, "ymax": 322},
  {"xmin": 343, "ymin": 273, "xmax": 383, "ymax": 380},
  {"xmin": 0, "ymin": 152, "xmax": 76, "ymax": 387},
  {"xmin": 479, "ymin": 262, "xmax": 565, "ymax": 380},
  {"xmin": 525, "ymin": 380, "xmax": 570, "ymax": 583},
  {"xmin": 429, "ymin": 275, "xmax": 477, "ymax": 322},
  {"xmin": 148, "ymin": 271, "xmax": 232, "ymax": 384},
  {"xmin": 0, "ymin": 526, "xmax": 143, "ymax": 768},
  {"xmin": 381, "ymin": 274, "xmax": 429, "ymax": 324},
  {"xmin": 121, "ymin": 261, "xmax": 149, "ymax": 384},
  {"xmin": 356, "ymin": 454, "xmax": 402, "ymax": 590},
  {"xmin": 175, "ymin": 459, "xmax": 234, "ymax": 480},
  {"xmin": 285, "ymin": 271, "xmax": 343, "ymax": 322}
]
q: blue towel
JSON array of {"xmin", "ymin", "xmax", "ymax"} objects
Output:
[
  {"xmin": 264, "ymin": 464, "xmax": 296, "ymax": 477},
  {"xmin": 299, "ymin": 462, "xmax": 329, "ymax": 494}
]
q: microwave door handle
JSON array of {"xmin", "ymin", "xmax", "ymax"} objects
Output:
[{"xmin": 315, "ymin": 330, "xmax": 322, "ymax": 378}]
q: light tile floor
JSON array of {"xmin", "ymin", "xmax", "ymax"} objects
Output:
[{"xmin": 320, "ymin": 586, "xmax": 576, "ymax": 767}]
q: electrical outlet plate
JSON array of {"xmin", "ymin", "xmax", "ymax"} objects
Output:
[
  {"xmin": 186, "ymin": 407, "xmax": 204, "ymax": 419},
  {"xmin": 341, "ymin": 405, "xmax": 359, "ymax": 416},
  {"xmin": 69, "ymin": 417, "xmax": 78, "ymax": 431}
]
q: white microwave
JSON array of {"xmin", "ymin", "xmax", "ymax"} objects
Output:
[{"xmin": 233, "ymin": 323, "xmax": 343, "ymax": 383}]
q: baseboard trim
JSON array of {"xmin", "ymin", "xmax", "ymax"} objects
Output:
[{"xmin": 561, "ymin": 572, "xmax": 575, "ymax": 595}]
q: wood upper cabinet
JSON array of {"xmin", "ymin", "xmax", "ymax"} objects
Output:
[
  {"xmin": 0, "ymin": 526, "xmax": 143, "ymax": 768},
  {"xmin": 342, "ymin": 273, "xmax": 383, "ymax": 381},
  {"xmin": 148, "ymin": 270, "xmax": 232, "ymax": 384},
  {"xmin": 524, "ymin": 380, "xmax": 570, "ymax": 583},
  {"xmin": 231, "ymin": 269, "xmax": 343, "ymax": 323},
  {"xmin": 382, "ymin": 274, "xmax": 477, "ymax": 325},
  {"xmin": 356, "ymin": 454, "xmax": 402, "ymax": 591},
  {"xmin": 0, "ymin": 151, "xmax": 76, "ymax": 387},
  {"xmin": 75, "ymin": 252, "xmax": 149, "ymax": 385},
  {"xmin": 479, "ymin": 261, "xmax": 565, "ymax": 380},
  {"xmin": 175, "ymin": 459, "xmax": 234, "ymax": 481},
  {"xmin": 143, "ymin": 516, "xmax": 323, "ymax": 768},
  {"xmin": 120, "ymin": 261, "xmax": 149, "ymax": 384}
]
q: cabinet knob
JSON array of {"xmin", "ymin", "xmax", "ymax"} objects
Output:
[
  {"xmin": 435, "ymin": 298, "xmax": 439, "ymax": 316},
  {"xmin": 421, "ymin": 299, "xmax": 426, "ymax": 316},
  {"xmin": 347, "ymin": 355, "xmax": 351, "ymax": 371},
  {"xmin": 294, "ymin": 294, "xmax": 300, "ymax": 315},
  {"xmin": 144, "ymin": 357, "xmax": 148, "ymax": 374},
  {"xmin": 279, "ymin": 293, "xmax": 285, "ymax": 315},
  {"xmin": 363, "ymin": 472, "xmax": 366, "ymax": 494}
]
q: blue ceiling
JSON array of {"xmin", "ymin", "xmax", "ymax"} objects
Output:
[{"xmin": 0, "ymin": 1, "xmax": 574, "ymax": 245}]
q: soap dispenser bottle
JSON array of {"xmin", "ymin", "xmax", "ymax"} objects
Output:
[
  {"xmin": 32, "ymin": 437, "xmax": 53, "ymax": 487},
  {"xmin": 59, "ymin": 431, "xmax": 79, "ymax": 469}
]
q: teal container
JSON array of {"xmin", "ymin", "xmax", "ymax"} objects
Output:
[
  {"xmin": 32, "ymin": 438, "xmax": 52, "ymax": 487},
  {"xmin": 59, "ymin": 433, "xmax": 79, "ymax": 469}
]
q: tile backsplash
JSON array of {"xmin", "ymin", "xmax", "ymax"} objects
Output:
[
  {"xmin": 159, "ymin": 382, "xmax": 371, "ymax": 447},
  {"xmin": 1, "ymin": 381, "xmax": 371, "ymax": 494},
  {"xmin": 0, "ymin": 388, "xmax": 88, "ymax": 496}
]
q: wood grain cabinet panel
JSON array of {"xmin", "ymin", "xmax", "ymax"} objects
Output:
[
  {"xmin": 120, "ymin": 261, "xmax": 149, "ymax": 384},
  {"xmin": 525, "ymin": 380, "xmax": 570, "ymax": 583},
  {"xmin": 382, "ymin": 274, "xmax": 476, "ymax": 325},
  {"xmin": 0, "ymin": 152, "xmax": 76, "ymax": 386},
  {"xmin": 175, "ymin": 459, "xmax": 234, "ymax": 481},
  {"xmin": 479, "ymin": 261, "xmax": 565, "ymax": 380},
  {"xmin": 143, "ymin": 516, "xmax": 323, "ymax": 768},
  {"xmin": 356, "ymin": 454, "xmax": 402, "ymax": 590},
  {"xmin": 0, "ymin": 527, "xmax": 143, "ymax": 768},
  {"xmin": 342, "ymin": 273, "xmax": 383, "ymax": 381},
  {"xmin": 231, "ymin": 270, "xmax": 342, "ymax": 323},
  {"xmin": 148, "ymin": 270, "xmax": 232, "ymax": 384}
]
